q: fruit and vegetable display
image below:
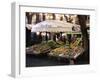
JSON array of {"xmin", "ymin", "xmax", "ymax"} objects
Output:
[
  {"xmin": 47, "ymin": 38, "xmax": 84, "ymax": 59},
  {"xmin": 32, "ymin": 40, "xmax": 66, "ymax": 54},
  {"xmin": 49, "ymin": 46, "xmax": 84, "ymax": 59},
  {"xmin": 48, "ymin": 46, "xmax": 70, "ymax": 57},
  {"xmin": 28, "ymin": 37, "xmax": 84, "ymax": 59}
]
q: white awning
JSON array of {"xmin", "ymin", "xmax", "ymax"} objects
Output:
[{"xmin": 31, "ymin": 20, "xmax": 81, "ymax": 32}]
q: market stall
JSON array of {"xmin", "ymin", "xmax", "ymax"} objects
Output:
[{"xmin": 26, "ymin": 20, "xmax": 84, "ymax": 64}]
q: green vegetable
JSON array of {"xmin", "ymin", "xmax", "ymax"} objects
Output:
[{"xmin": 47, "ymin": 40, "xmax": 57, "ymax": 49}]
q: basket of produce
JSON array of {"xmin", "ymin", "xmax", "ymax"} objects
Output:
[
  {"xmin": 48, "ymin": 46, "xmax": 70, "ymax": 57},
  {"xmin": 46, "ymin": 40, "xmax": 59, "ymax": 49},
  {"xmin": 69, "ymin": 46, "xmax": 84, "ymax": 59},
  {"xmin": 48, "ymin": 45, "xmax": 84, "ymax": 60},
  {"xmin": 32, "ymin": 43, "xmax": 51, "ymax": 55}
]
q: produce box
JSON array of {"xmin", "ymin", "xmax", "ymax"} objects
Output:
[
  {"xmin": 48, "ymin": 46, "xmax": 84, "ymax": 59},
  {"xmin": 32, "ymin": 43, "xmax": 51, "ymax": 55}
]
